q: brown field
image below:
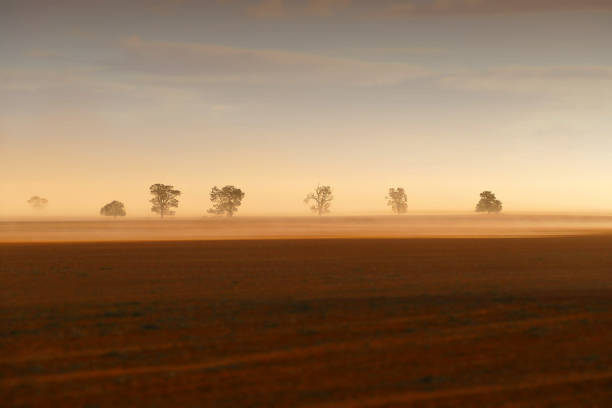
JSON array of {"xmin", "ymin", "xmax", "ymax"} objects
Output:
[{"xmin": 1, "ymin": 233, "xmax": 612, "ymax": 406}]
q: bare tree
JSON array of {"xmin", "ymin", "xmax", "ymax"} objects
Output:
[
  {"xmin": 100, "ymin": 201, "xmax": 126, "ymax": 218},
  {"xmin": 149, "ymin": 184, "xmax": 181, "ymax": 218},
  {"xmin": 207, "ymin": 185, "xmax": 245, "ymax": 217},
  {"xmin": 304, "ymin": 185, "xmax": 333, "ymax": 215},
  {"xmin": 387, "ymin": 187, "xmax": 408, "ymax": 214},
  {"xmin": 475, "ymin": 191, "xmax": 503, "ymax": 213}
]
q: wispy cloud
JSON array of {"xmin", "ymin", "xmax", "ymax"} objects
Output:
[
  {"xmin": 237, "ymin": 0, "xmax": 612, "ymax": 19},
  {"xmin": 349, "ymin": 46, "xmax": 450, "ymax": 57},
  {"xmin": 248, "ymin": 0, "xmax": 286, "ymax": 18},
  {"xmin": 114, "ymin": 36, "xmax": 431, "ymax": 85},
  {"xmin": 5, "ymin": 37, "xmax": 611, "ymax": 115},
  {"xmin": 24, "ymin": 49, "xmax": 65, "ymax": 58},
  {"xmin": 438, "ymin": 65, "xmax": 612, "ymax": 107},
  {"xmin": 305, "ymin": 0, "xmax": 352, "ymax": 16},
  {"xmin": 378, "ymin": 0, "xmax": 612, "ymax": 17},
  {"xmin": 149, "ymin": 0, "xmax": 190, "ymax": 16},
  {"xmin": 4, "ymin": 0, "xmax": 610, "ymax": 22},
  {"xmin": 247, "ymin": 0, "xmax": 352, "ymax": 18}
]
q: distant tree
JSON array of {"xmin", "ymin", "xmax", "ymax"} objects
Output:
[
  {"xmin": 149, "ymin": 184, "xmax": 181, "ymax": 218},
  {"xmin": 304, "ymin": 185, "xmax": 333, "ymax": 216},
  {"xmin": 207, "ymin": 185, "xmax": 245, "ymax": 217},
  {"xmin": 475, "ymin": 191, "xmax": 503, "ymax": 213},
  {"xmin": 387, "ymin": 187, "xmax": 408, "ymax": 214},
  {"xmin": 27, "ymin": 196, "xmax": 48, "ymax": 210},
  {"xmin": 100, "ymin": 201, "xmax": 126, "ymax": 218}
]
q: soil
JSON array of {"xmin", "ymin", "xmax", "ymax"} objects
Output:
[{"xmin": 1, "ymin": 237, "xmax": 611, "ymax": 406}]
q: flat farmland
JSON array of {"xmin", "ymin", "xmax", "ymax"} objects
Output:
[{"xmin": 1, "ymin": 237, "xmax": 612, "ymax": 407}]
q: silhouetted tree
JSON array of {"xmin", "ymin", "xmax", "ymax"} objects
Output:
[
  {"xmin": 387, "ymin": 187, "xmax": 408, "ymax": 214},
  {"xmin": 100, "ymin": 201, "xmax": 126, "ymax": 218},
  {"xmin": 475, "ymin": 191, "xmax": 503, "ymax": 213},
  {"xmin": 207, "ymin": 185, "xmax": 245, "ymax": 217},
  {"xmin": 27, "ymin": 196, "xmax": 48, "ymax": 210},
  {"xmin": 304, "ymin": 185, "xmax": 333, "ymax": 215},
  {"xmin": 149, "ymin": 184, "xmax": 181, "ymax": 218}
]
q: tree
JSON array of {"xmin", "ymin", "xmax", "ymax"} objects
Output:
[
  {"xmin": 100, "ymin": 201, "xmax": 126, "ymax": 218},
  {"xmin": 207, "ymin": 185, "xmax": 245, "ymax": 217},
  {"xmin": 475, "ymin": 191, "xmax": 503, "ymax": 213},
  {"xmin": 27, "ymin": 196, "xmax": 48, "ymax": 210},
  {"xmin": 304, "ymin": 185, "xmax": 333, "ymax": 215},
  {"xmin": 387, "ymin": 187, "xmax": 408, "ymax": 214},
  {"xmin": 149, "ymin": 184, "xmax": 181, "ymax": 218}
]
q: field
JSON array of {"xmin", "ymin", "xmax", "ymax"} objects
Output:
[{"xmin": 1, "ymin": 221, "xmax": 612, "ymax": 406}]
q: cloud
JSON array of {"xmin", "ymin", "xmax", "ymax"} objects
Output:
[
  {"xmin": 24, "ymin": 49, "xmax": 64, "ymax": 58},
  {"xmin": 115, "ymin": 36, "xmax": 431, "ymax": 85},
  {"xmin": 5, "ymin": 0, "xmax": 611, "ymax": 22},
  {"xmin": 438, "ymin": 65, "xmax": 612, "ymax": 107},
  {"xmin": 350, "ymin": 46, "xmax": 450, "ymax": 56},
  {"xmin": 114, "ymin": 37, "xmax": 612, "ymax": 103},
  {"xmin": 0, "ymin": 65, "xmax": 208, "ymax": 112},
  {"xmin": 378, "ymin": 0, "xmax": 612, "ymax": 17},
  {"xmin": 149, "ymin": 0, "xmax": 190, "ymax": 16},
  {"xmin": 306, "ymin": 0, "xmax": 352, "ymax": 16},
  {"xmin": 235, "ymin": 0, "xmax": 612, "ymax": 18},
  {"xmin": 247, "ymin": 0, "xmax": 352, "ymax": 18},
  {"xmin": 248, "ymin": 0, "xmax": 285, "ymax": 17}
]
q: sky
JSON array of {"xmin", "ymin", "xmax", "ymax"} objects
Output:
[{"xmin": 1, "ymin": 0, "xmax": 611, "ymax": 217}]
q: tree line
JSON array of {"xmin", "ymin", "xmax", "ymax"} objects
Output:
[{"xmin": 28, "ymin": 186, "xmax": 503, "ymax": 218}]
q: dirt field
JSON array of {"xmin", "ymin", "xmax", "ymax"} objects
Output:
[{"xmin": 1, "ymin": 237, "xmax": 612, "ymax": 406}]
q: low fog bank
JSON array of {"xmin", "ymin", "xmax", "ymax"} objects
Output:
[{"xmin": 2, "ymin": 214, "xmax": 612, "ymax": 243}]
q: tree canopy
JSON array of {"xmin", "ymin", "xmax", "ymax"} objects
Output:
[
  {"xmin": 149, "ymin": 184, "xmax": 181, "ymax": 218},
  {"xmin": 207, "ymin": 185, "xmax": 245, "ymax": 217},
  {"xmin": 100, "ymin": 200, "xmax": 126, "ymax": 218},
  {"xmin": 27, "ymin": 196, "xmax": 48, "ymax": 210},
  {"xmin": 475, "ymin": 191, "xmax": 503, "ymax": 213},
  {"xmin": 304, "ymin": 185, "xmax": 333, "ymax": 215},
  {"xmin": 387, "ymin": 187, "xmax": 408, "ymax": 214}
]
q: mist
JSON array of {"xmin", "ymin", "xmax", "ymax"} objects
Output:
[{"xmin": 2, "ymin": 214, "xmax": 612, "ymax": 242}]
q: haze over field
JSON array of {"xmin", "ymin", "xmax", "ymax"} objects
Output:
[
  {"xmin": 2, "ymin": 215, "xmax": 612, "ymax": 243},
  {"xmin": 2, "ymin": 1, "xmax": 612, "ymax": 217}
]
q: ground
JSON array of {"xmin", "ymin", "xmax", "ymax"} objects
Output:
[{"xmin": 1, "ymin": 236, "xmax": 612, "ymax": 406}]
